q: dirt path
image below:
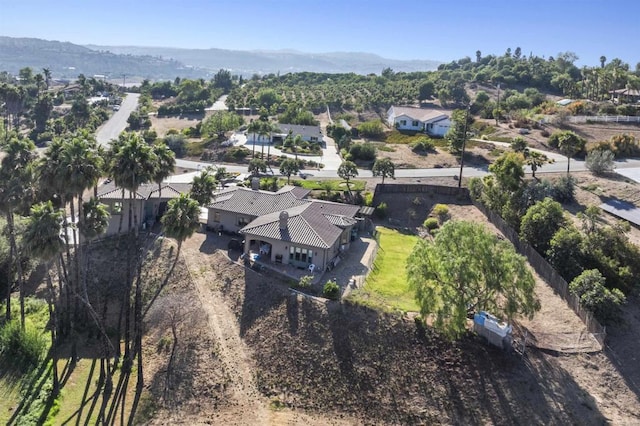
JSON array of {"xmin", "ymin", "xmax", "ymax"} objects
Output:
[{"xmin": 181, "ymin": 235, "xmax": 269, "ymax": 424}]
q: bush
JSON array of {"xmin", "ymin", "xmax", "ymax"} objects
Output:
[
  {"xmin": 569, "ymin": 269, "xmax": 626, "ymax": 324},
  {"xmin": 298, "ymin": 275, "xmax": 313, "ymax": 289},
  {"xmin": 586, "ymin": 149, "xmax": 615, "ymax": 175},
  {"xmin": 0, "ymin": 320, "xmax": 47, "ymax": 371},
  {"xmin": 375, "ymin": 202, "xmax": 388, "ymax": 218},
  {"xmin": 224, "ymin": 146, "xmax": 250, "ymax": 162},
  {"xmin": 357, "ymin": 120, "xmax": 385, "ymax": 139},
  {"xmin": 363, "ymin": 192, "xmax": 374, "ymax": 207},
  {"xmin": 323, "ymin": 280, "xmax": 340, "ymax": 300},
  {"xmin": 432, "ymin": 204, "xmax": 450, "ymax": 223},
  {"xmin": 411, "ymin": 138, "xmax": 434, "ymax": 154},
  {"xmin": 165, "ymin": 133, "xmax": 186, "ymax": 158},
  {"xmin": 423, "ymin": 217, "xmax": 439, "ymax": 230},
  {"xmin": 349, "ymin": 143, "xmax": 377, "ymax": 161},
  {"xmin": 551, "ymin": 175, "xmax": 576, "ymax": 202}
]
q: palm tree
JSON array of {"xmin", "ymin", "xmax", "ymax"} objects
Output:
[
  {"xmin": 42, "ymin": 67, "xmax": 52, "ymax": 90},
  {"xmin": 161, "ymin": 194, "xmax": 201, "ymax": 263},
  {"xmin": 190, "ymin": 169, "xmax": 217, "ymax": 206},
  {"xmin": 152, "ymin": 141, "xmax": 176, "ymax": 199},
  {"xmin": 0, "ymin": 137, "xmax": 37, "ymax": 326},
  {"xmin": 23, "ymin": 201, "xmax": 64, "ymax": 396},
  {"xmin": 108, "ymin": 132, "xmax": 157, "ymax": 367},
  {"xmin": 59, "ymin": 134, "xmax": 103, "ymax": 361},
  {"xmin": 247, "ymin": 120, "xmax": 261, "ymax": 158}
]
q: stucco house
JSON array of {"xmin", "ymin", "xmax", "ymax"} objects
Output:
[
  {"xmin": 387, "ymin": 106, "xmax": 451, "ymax": 137},
  {"xmin": 96, "ymin": 181, "xmax": 192, "ymax": 236},
  {"xmin": 207, "ymin": 185, "xmax": 360, "ymax": 272}
]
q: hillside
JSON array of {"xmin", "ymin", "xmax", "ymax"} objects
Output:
[
  {"xmin": 84, "ymin": 45, "xmax": 441, "ymax": 75},
  {"xmin": 0, "ymin": 36, "xmax": 205, "ymax": 80}
]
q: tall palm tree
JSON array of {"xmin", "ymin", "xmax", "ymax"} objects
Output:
[
  {"xmin": 23, "ymin": 201, "xmax": 64, "ymax": 396},
  {"xmin": 151, "ymin": 141, "xmax": 176, "ymax": 199},
  {"xmin": 108, "ymin": 132, "xmax": 157, "ymax": 367},
  {"xmin": 190, "ymin": 169, "xmax": 217, "ymax": 206},
  {"xmin": 59, "ymin": 133, "xmax": 103, "ymax": 361},
  {"xmin": 42, "ymin": 67, "xmax": 52, "ymax": 91},
  {"xmin": 161, "ymin": 194, "xmax": 201, "ymax": 263},
  {"xmin": 0, "ymin": 136, "xmax": 37, "ymax": 326}
]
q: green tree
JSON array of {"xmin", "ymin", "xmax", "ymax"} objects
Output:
[
  {"xmin": 372, "ymin": 157, "xmax": 395, "ymax": 183},
  {"xmin": 547, "ymin": 227, "xmax": 585, "ymax": 282},
  {"xmin": 488, "ymin": 152, "xmax": 524, "ymax": 191},
  {"xmin": 418, "ymin": 81, "xmax": 435, "ymax": 103},
  {"xmin": 549, "ymin": 131, "xmax": 586, "ymax": 174},
  {"xmin": 190, "ymin": 169, "xmax": 217, "ymax": 206},
  {"xmin": 22, "ymin": 201, "xmax": 64, "ymax": 395},
  {"xmin": 279, "ymin": 158, "xmax": 300, "ymax": 184},
  {"xmin": 569, "ymin": 269, "xmax": 625, "ymax": 323},
  {"xmin": 445, "ymin": 108, "xmax": 472, "ymax": 154},
  {"xmin": 408, "ymin": 221, "xmax": 539, "ymax": 339},
  {"xmin": 520, "ymin": 197, "xmax": 568, "ymax": 254},
  {"xmin": 0, "ymin": 136, "xmax": 37, "ymax": 324},
  {"xmin": 248, "ymin": 158, "xmax": 267, "ymax": 176},
  {"xmin": 213, "ymin": 69, "xmax": 233, "ymax": 93},
  {"xmin": 337, "ymin": 161, "xmax": 358, "ymax": 194},
  {"xmin": 161, "ymin": 194, "xmax": 201, "ymax": 260},
  {"xmin": 151, "ymin": 141, "xmax": 176, "ymax": 198},
  {"xmin": 525, "ymin": 150, "xmax": 549, "ymax": 179}
]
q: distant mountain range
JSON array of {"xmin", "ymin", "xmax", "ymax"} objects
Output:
[{"xmin": 0, "ymin": 36, "xmax": 441, "ymax": 81}]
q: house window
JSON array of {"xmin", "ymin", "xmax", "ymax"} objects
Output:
[
  {"xmin": 310, "ymin": 137, "xmax": 318, "ymax": 142},
  {"xmin": 412, "ymin": 121, "xmax": 419, "ymax": 127},
  {"xmin": 213, "ymin": 211, "xmax": 220, "ymax": 223},
  {"xmin": 237, "ymin": 216, "xmax": 250, "ymax": 227},
  {"xmin": 289, "ymin": 245, "xmax": 312, "ymax": 264},
  {"xmin": 400, "ymin": 119, "xmax": 407, "ymax": 126},
  {"xmin": 112, "ymin": 202, "xmax": 122, "ymax": 214}
]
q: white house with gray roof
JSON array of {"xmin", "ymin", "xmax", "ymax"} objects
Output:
[
  {"xmin": 387, "ymin": 106, "xmax": 451, "ymax": 136},
  {"xmin": 207, "ymin": 185, "xmax": 359, "ymax": 271}
]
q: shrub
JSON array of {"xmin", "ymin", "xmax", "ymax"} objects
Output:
[
  {"xmin": 323, "ymin": 280, "xmax": 340, "ymax": 300},
  {"xmin": 569, "ymin": 269, "xmax": 626, "ymax": 324},
  {"xmin": 551, "ymin": 175, "xmax": 576, "ymax": 202},
  {"xmin": 411, "ymin": 137, "xmax": 434, "ymax": 154},
  {"xmin": 298, "ymin": 275, "xmax": 313, "ymax": 289},
  {"xmin": 375, "ymin": 202, "xmax": 388, "ymax": 218},
  {"xmin": 357, "ymin": 120, "xmax": 385, "ymax": 139},
  {"xmin": 224, "ymin": 146, "xmax": 250, "ymax": 162},
  {"xmin": 0, "ymin": 320, "xmax": 46, "ymax": 371},
  {"xmin": 363, "ymin": 192, "xmax": 374, "ymax": 207},
  {"xmin": 349, "ymin": 143, "xmax": 377, "ymax": 161},
  {"xmin": 586, "ymin": 149, "xmax": 615, "ymax": 175},
  {"xmin": 432, "ymin": 204, "xmax": 450, "ymax": 223},
  {"xmin": 423, "ymin": 217, "xmax": 439, "ymax": 230},
  {"xmin": 165, "ymin": 133, "xmax": 186, "ymax": 158}
]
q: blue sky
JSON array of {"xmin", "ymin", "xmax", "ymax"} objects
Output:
[{"xmin": 1, "ymin": 0, "xmax": 638, "ymax": 67}]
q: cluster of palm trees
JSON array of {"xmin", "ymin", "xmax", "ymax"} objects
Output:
[{"xmin": 0, "ymin": 128, "xmax": 202, "ymax": 414}]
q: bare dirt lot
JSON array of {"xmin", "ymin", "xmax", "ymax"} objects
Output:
[{"xmin": 139, "ymin": 177, "xmax": 640, "ymax": 424}]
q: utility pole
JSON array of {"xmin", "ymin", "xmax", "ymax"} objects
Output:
[
  {"xmin": 458, "ymin": 104, "xmax": 471, "ymax": 188},
  {"xmin": 122, "ymin": 74, "xmax": 127, "ymax": 90}
]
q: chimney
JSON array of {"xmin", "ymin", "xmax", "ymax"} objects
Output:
[
  {"xmin": 279, "ymin": 211, "xmax": 289, "ymax": 230},
  {"xmin": 251, "ymin": 177, "xmax": 260, "ymax": 190}
]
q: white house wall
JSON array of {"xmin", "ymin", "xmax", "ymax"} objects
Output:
[
  {"xmin": 427, "ymin": 118, "xmax": 451, "ymax": 137},
  {"xmin": 393, "ymin": 114, "xmax": 424, "ymax": 131}
]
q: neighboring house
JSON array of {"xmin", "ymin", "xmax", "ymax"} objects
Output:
[
  {"xmin": 387, "ymin": 106, "xmax": 451, "ymax": 137},
  {"xmin": 96, "ymin": 181, "xmax": 192, "ymax": 236},
  {"xmin": 609, "ymin": 88, "xmax": 640, "ymax": 103},
  {"xmin": 207, "ymin": 185, "xmax": 360, "ymax": 271},
  {"xmin": 247, "ymin": 123, "xmax": 323, "ymax": 144}
]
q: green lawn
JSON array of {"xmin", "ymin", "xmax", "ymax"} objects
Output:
[
  {"xmin": 349, "ymin": 227, "xmax": 420, "ymax": 312},
  {"xmin": 279, "ymin": 178, "xmax": 366, "ymax": 192}
]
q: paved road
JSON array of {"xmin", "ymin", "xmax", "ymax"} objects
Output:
[
  {"xmin": 95, "ymin": 93, "xmax": 140, "ymax": 146},
  {"xmin": 205, "ymin": 94, "xmax": 228, "ymax": 111}
]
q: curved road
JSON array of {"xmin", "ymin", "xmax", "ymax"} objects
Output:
[
  {"xmin": 96, "ymin": 93, "xmax": 140, "ymax": 146},
  {"xmin": 96, "ymin": 94, "xmax": 640, "ymax": 179}
]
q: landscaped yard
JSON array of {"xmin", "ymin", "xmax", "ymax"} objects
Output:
[
  {"xmin": 279, "ymin": 178, "xmax": 366, "ymax": 192},
  {"xmin": 350, "ymin": 226, "xmax": 420, "ymax": 312}
]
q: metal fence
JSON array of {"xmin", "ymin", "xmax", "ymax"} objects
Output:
[{"xmin": 472, "ymin": 200, "xmax": 606, "ymax": 348}]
